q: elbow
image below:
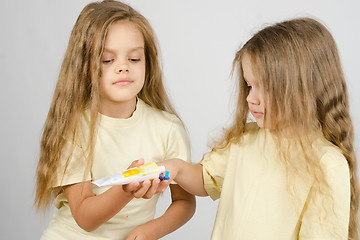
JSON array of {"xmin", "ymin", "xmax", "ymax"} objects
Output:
[
  {"xmin": 197, "ymin": 185, "xmax": 209, "ymax": 197},
  {"xmin": 190, "ymin": 198, "xmax": 196, "ymax": 218},
  {"xmin": 75, "ymin": 218, "xmax": 101, "ymax": 232},
  {"xmin": 82, "ymin": 225, "xmax": 98, "ymax": 233},
  {"xmin": 174, "ymin": 195, "xmax": 196, "ymax": 222},
  {"xmin": 198, "ymin": 191, "xmax": 209, "ymax": 197},
  {"xmin": 186, "ymin": 195, "xmax": 196, "ymax": 219}
]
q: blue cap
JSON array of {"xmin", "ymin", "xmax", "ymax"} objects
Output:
[{"xmin": 159, "ymin": 171, "xmax": 170, "ymax": 180}]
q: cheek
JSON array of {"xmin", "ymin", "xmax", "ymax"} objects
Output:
[
  {"xmin": 136, "ymin": 64, "xmax": 146, "ymax": 84},
  {"xmin": 99, "ymin": 67, "xmax": 109, "ymax": 84},
  {"xmin": 99, "ymin": 74, "xmax": 110, "ymax": 95},
  {"xmin": 140, "ymin": 63, "xmax": 146, "ymax": 78},
  {"xmin": 98, "ymin": 79, "xmax": 105, "ymax": 96}
]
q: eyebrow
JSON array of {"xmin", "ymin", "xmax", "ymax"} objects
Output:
[{"xmin": 103, "ymin": 46, "xmax": 144, "ymax": 54}]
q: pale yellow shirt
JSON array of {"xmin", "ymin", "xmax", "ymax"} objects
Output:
[
  {"xmin": 41, "ymin": 99, "xmax": 191, "ymax": 240},
  {"xmin": 201, "ymin": 123, "xmax": 350, "ymax": 240}
]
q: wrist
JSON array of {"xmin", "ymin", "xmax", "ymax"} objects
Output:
[
  {"xmin": 169, "ymin": 158, "xmax": 182, "ymax": 182},
  {"xmin": 111, "ymin": 185, "xmax": 134, "ymax": 200},
  {"xmin": 144, "ymin": 219, "xmax": 165, "ymax": 239}
]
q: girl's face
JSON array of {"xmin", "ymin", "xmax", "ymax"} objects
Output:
[
  {"xmin": 99, "ymin": 20, "xmax": 146, "ymax": 117},
  {"xmin": 242, "ymin": 54, "xmax": 270, "ymax": 128}
]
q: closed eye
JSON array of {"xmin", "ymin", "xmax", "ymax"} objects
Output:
[
  {"xmin": 102, "ymin": 59, "xmax": 114, "ymax": 64},
  {"xmin": 129, "ymin": 58, "xmax": 141, "ymax": 62}
]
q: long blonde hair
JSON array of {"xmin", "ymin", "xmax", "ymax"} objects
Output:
[
  {"xmin": 216, "ymin": 17, "xmax": 358, "ymax": 239},
  {"xmin": 35, "ymin": 0, "xmax": 177, "ymax": 211}
]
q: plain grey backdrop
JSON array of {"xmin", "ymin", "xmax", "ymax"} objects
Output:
[{"xmin": 1, "ymin": 0, "xmax": 359, "ymax": 239}]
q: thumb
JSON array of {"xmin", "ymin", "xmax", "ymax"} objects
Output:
[{"xmin": 127, "ymin": 158, "xmax": 144, "ymax": 169}]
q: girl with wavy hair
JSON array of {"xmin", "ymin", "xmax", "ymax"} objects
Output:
[
  {"xmin": 154, "ymin": 17, "xmax": 358, "ymax": 239},
  {"xmin": 34, "ymin": 1, "xmax": 195, "ymax": 239}
]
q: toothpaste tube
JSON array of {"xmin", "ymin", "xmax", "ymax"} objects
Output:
[{"xmin": 92, "ymin": 162, "xmax": 168, "ymax": 187}]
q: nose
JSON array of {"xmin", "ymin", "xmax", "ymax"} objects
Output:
[
  {"xmin": 246, "ymin": 89, "xmax": 260, "ymax": 105},
  {"xmin": 116, "ymin": 61, "xmax": 129, "ymax": 73}
]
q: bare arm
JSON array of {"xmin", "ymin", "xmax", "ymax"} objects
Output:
[
  {"xmin": 64, "ymin": 181, "xmax": 134, "ymax": 232},
  {"xmin": 126, "ymin": 184, "xmax": 196, "ymax": 240},
  {"xmin": 161, "ymin": 158, "xmax": 208, "ymax": 197}
]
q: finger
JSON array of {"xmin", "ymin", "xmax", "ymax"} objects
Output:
[
  {"xmin": 143, "ymin": 178, "xmax": 160, "ymax": 199},
  {"xmin": 127, "ymin": 158, "xmax": 144, "ymax": 169},
  {"xmin": 122, "ymin": 181, "xmax": 140, "ymax": 193},
  {"xmin": 157, "ymin": 180, "xmax": 170, "ymax": 193},
  {"xmin": 132, "ymin": 180, "xmax": 151, "ymax": 198},
  {"xmin": 126, "ymin": 232, "xmax": 143, "ymax": 240},
  {"xmin": 126, "ymin": 227, "xmax": 141, "ymax": 240}
]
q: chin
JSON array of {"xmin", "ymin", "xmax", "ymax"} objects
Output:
[{"xmin": 256, "ymin": 121, "xmax": 264, "ymax": 128}]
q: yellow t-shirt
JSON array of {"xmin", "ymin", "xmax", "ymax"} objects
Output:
[
  {"xmin": 201, "ymin": 123, "xmax": 350, "ymax": 240},
  {"xmin": 41, "ymin": 99, "xmax": 191, "ymax": 240}
]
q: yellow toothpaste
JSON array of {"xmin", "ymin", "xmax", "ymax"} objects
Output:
[{"xmin": 92, "ymin": 162, "xmax": 166, "ymax": 187}]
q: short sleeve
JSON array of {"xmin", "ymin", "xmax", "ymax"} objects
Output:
[
  {"xmin": 200, "ymin": 146, "xmax": 230, "ymax": 201},
  {"xmin": 53, "ymin": 139, "xmax": 91, "ymax": 187},
  {"xmin": 164, "ymin": 118, "xmax": 191, "ymax": 163},
  {"xmin": 299, "ymin": 150, "xmax": 350, "ymax": 239}
]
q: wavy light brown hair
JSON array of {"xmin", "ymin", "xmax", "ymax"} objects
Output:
[
  {"xmin": 215, "ymin": 18, "xmax": 358, "ymax": 239},
  {"xmin": 35, "ymin": 0, "xmax": 177, "ymax": 211}
]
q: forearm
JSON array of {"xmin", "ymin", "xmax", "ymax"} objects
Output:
[
  {"xmin": 65, "ymin": 183, "xmax": 134, "ymax": 231},
  {"xmin": 163, "ymin": 158, "xmax": 208, "ymax": 196},
  {"xmin": 146, "ymin": 185, "xmax": 196, "ymax": 239}
]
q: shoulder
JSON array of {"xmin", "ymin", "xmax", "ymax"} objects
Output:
[
  {"xmin": 314, "ymin": 139, "xmax": 349, "ymax": 173},
  {"xmin": 212, "ymin": 122, "xmax": 261, "ymax": 153},
  {"xmin": 62, "ymin": 110, "xmax": 90, "ymax": 149}
]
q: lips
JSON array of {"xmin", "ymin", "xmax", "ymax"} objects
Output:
[
  {"xmin": 113, "ymin": 79, "xmax": 132, "ymax": 86},
  {"xmin": 250, "ymin": 110, "xmax": 263, "ymax": 118}
]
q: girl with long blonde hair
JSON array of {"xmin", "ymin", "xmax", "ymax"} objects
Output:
[
  {"xmin": 156, "ymin": 17, "xmax": 358, "ymax": 239},
  {"xmin": 35, "ymin": 0, "xmax": 195, "ymax": 239}
]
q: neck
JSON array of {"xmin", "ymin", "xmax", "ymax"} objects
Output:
[{"xmin": 99, "ymin": 98, "xmax": 137, "ymax": 118}]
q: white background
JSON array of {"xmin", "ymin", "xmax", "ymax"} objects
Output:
[{"xmin": 0, "ymin": 0, "xmax": 359, "ymax": 239}]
